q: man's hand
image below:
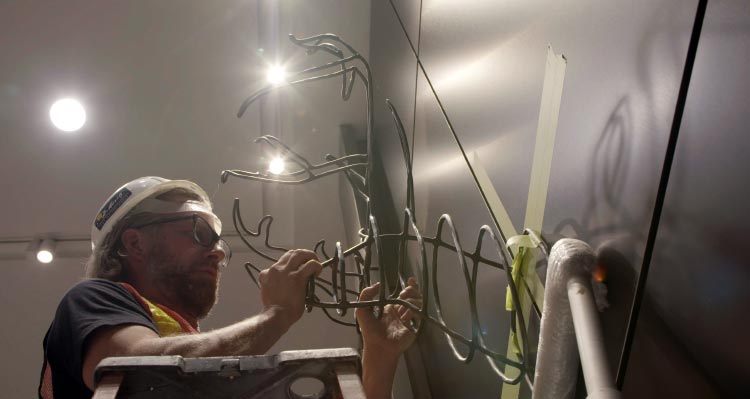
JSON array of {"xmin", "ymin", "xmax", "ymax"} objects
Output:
[
  {"xmin": 258, "ymin": 249, "xmax": 323, "ymax": 330},
  {"xmin": 356, "ymin": 277, "xmax": 422, "ymax": 398},
  {"xmin": 356, "ymin": 277, "xmax": 422, "ymax": 357}
]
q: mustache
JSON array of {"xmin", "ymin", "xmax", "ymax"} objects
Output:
[
  {"xmin": 149, "ymin": 254, "xmax": 219, "ymax": 276},
  {"xmin": 193, "ymin": 261, "xmax": 220, "ymax": 272}
]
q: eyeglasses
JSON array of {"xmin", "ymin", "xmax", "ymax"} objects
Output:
[{"xmin": 131, "ymin": 213, "xmax": 232, "ymax": 268}]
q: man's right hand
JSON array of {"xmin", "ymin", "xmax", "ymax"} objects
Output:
[{"xmin": 258, "ymin": 249, "xmax": 323, "ymax": 329}]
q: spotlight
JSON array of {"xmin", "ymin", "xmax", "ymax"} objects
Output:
[
  {"xmin": 36, "ymin": 239, "xmax": 56, "ymax": 264},
  {"xmin": 266, "ymin": 65, "xmax": 287, "ymax": 85},
  {"xmin": 268, "ymin": 157, "xmax": 286, "ymax": 175},
  {"xmin": 50, "ymin": 98, "xmax": 86, "ymax": 132}
]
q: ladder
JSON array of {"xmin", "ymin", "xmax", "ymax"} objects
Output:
[{"xmin": 92, "ymin": 348, "xmax": 366, "ymax": 399}]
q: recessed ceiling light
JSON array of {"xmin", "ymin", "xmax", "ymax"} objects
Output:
[
  {"xmin": 268, "ymin": 157, "xmax": 286, "ymax": 175},
  {"xmin": 266, "ymin": 65, "xmax": 287, "ymax": 85},
  {"xmin": 50, "ymin": 98, "xmax": 86, "ymax": 132}
]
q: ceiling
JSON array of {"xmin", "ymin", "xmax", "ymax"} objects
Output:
[{"xmin": 0, "ymin": 0, "xmax": 371, "ymax": 256}]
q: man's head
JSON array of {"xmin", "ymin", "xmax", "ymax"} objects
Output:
[{"xmin": 86, "ymin": 177, "xmax": 231, "ymax": 319}]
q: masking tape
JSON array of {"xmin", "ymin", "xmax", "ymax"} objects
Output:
[
  {"xmin": 524, "ymin": 46, "xmax": 566, "ymax": 233},
  {"xmin": 472, "ymin": 151, "xmax": 519, "ymax": 239},
  {"xmin": 501, "ymin": 46, "xmax": 566, "ymax": 399}
]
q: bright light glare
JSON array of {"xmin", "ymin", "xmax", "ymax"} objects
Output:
[
  {"xmin": 268, "ymin": 157, "xmax": 286, "ymax": 175},
  {"xmin": 50, "ymin": 98, "xmax": 86, "ymax": 132},
  {"xmin": 266, "ymin": 66, "xmax": 287, "ymax": 85},
  {"xmin": 36, "ymin": 250, "xmax": 54, "ymax": 264}
]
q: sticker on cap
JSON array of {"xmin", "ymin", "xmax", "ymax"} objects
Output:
[{"xmin": 94, "ymin": 187, "xmax": 132, "ymax": 230}]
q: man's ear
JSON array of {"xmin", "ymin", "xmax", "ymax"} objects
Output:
[{"xmin": 120, "ymin": 229, "xmax": 149, "ymax": 262}]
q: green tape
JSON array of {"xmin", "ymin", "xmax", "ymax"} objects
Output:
[{"xmin": 505, "ymin": 235, "xmax": 536, "ymax": 310}]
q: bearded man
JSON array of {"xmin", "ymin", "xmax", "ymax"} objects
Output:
[{"xmin": 39, "ymin": 177, "xmax": 421, "ymax": 399}]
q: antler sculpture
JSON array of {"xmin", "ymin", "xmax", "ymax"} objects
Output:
[{"xmin": 222, "ymin": 33, "xmax": 542, "ymax": 385}]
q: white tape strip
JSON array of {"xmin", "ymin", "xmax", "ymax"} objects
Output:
[
  {"xmin": 501, "ymin": 45, "xmax": 567, "ymax": 399},
  {"xmin": 472, "ymin": 151, "xmax": 518, "ymax": 239},
  {"xmin": 524, "ymin": 46, "xmax": 567, "ymax": 232}
]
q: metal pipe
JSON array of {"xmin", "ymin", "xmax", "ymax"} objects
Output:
[
  {"xmin": 533, "ymin": 238, "xmax": 621, "ymax": 399},
  {"xmin": 568, "ymin": 276, "xmax": 621, "ymax": 399}
]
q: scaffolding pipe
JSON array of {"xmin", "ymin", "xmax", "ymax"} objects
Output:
[{"xmin": 532, "ymin": 239, "xmax": 621, "ymax": 399}]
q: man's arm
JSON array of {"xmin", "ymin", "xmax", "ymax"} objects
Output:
[
  {"xmin": 81, "ymin": 249, "xmax": 322, "ymax": 390},
  {"xmin": 356, "ymin": 278, "xmax": 422, "ymax": 399}
]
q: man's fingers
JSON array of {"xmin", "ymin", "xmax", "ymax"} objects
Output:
[
  {"xmin": 276, "ymin": 250, "xmax": 295, "ymax": 264},
  {"xmin": 295, "ymin": 259, "xmax": 323, "ymax": 279},
  {"xmin": 400, "ymin": 296, "xmax": 423, "ymax": 327},
  {"xmin": 400, "ymin": 308, "xmax": 417, "ymax": 323},
  {"xmin": 258, "ymin": 268, "xmax": 269, "ymax": 286},
  {"xmin": 396, "ymin": 298, "xmax": 422, "ymax": 316},
  {"xmin": 358, "ymin": 282, "xmax": 381, "ymax": 301},
  {"xmin": 286, "ymin": 249, "xmax": 318, "ymax": 271},
  {"xmin": 274, "ymin": 249, "xmax": 318, "ymax": 271},
  {"xmin": 388, "ymin": 280, "xmax": 422, "ymax": 320},
  {"xmin": 399, "ymin": 285, "xmax": 421, "ymax": 300},
  {"xmin": 354, "ymin": 282, "xmax": 381, "ymax": 328},
  {"xmin": 398, "ymin": 280, "xmax": 423, "ymax": 314},
  {"xmin": 400, "ymin": 277, "xmax": 420, "ymax": 298}
]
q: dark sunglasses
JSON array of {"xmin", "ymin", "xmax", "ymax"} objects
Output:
[{"xmin": 131, "ymin": 213, "xmax": 232, "ymax": 267}]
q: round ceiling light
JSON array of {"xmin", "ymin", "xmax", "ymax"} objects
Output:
[
  {"xmin": 50, "ymin": 98, "xmax": 86, "ymax": 132},
  {"xmin": 266, "ymin": 65, "xmax": 287, "ymax": 85},
  {"xmin": 268, "ymin": 157, "xmax": 286, "ymax": 175}
]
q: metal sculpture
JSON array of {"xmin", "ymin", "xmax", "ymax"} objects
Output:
[{"xmin": 221, "ymin": 33, "xmax": 545, "ymax": 386}]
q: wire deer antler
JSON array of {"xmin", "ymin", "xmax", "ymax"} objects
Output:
[{"xmin": 222, "ymin": 33, "xmax": 541, "ymax": 385}]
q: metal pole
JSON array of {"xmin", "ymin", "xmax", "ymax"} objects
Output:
[{"xmin": 568, "ymin": 277, "xmax": 621, "ymax": 399}]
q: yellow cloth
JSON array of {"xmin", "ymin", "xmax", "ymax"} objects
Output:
[{"xmin": 140, "ymin": 297, "xmax": 185, "ymax": 337}]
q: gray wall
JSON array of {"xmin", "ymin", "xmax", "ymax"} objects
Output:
[{"xmin": 370, "ymin": 0, "xmax": 749, "ymax": 398}]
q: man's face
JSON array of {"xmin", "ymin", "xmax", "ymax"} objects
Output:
[{"xmin": 144, "ymin": 213, "xmax": 225, "ymax": 319}]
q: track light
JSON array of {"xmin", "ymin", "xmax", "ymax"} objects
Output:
[{"xmin": 36, "ymin": 239, "xmax": 56, "ymax": 264}]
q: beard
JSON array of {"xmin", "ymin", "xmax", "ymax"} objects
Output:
[{"xmin": 148, "ymin": 246, "xmax": 220, "ymax": 320}]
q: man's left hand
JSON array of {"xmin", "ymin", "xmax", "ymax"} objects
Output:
[{"xmin": 355, "ymin": 277, "xmax": 422, "ymax": 358}]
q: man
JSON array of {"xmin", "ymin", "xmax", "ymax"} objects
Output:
[{"xmin": 39, "ymin": 176, "xmax": 421, "ymax": 398}]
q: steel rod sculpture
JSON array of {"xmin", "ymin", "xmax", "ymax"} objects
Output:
[{"xmin": 221, "ymin": 33, "xmax": 542, "ymax": 386}]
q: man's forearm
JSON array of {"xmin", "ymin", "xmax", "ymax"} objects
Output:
[
  {"xmin": 361, "ymin": 345, "xmax": 400, "ymax": 399},
  {"xmin": 133, "ymin": 307, "xmax": 293, "ymax": 357},
  {"xmin": 83, "ymin": 307, "xmax": 295, "ymax": 389}
]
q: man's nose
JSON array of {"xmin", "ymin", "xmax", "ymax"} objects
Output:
[{"xmin": 205, "ymin": 245, "xmax": 226, "ymax": 264}]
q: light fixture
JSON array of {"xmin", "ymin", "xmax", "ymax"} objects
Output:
[
  {"xmin": 268, "ymin": 157, "xmax": 286, "ymax": 175},
  {"xmin": 36, "ymin": 239, "xmax": 56, "ymax": 264},
  {"xmin": 266, "ymin": 65, "xmax": 287, "ymax": 85},
  {"xmin": 50, "ymin": 98, "xmax": 86, "ymax": 132}
]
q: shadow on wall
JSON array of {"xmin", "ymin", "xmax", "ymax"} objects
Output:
[
  {"xmin": 547, "ymin": 96, "xmax": 639, "ymax": 384},
  {"xmin": 548, "ymin": 96, "xmax": 723, "ymax": 397},
  {"xmin": 553, "ymin": 96, "xmax": 636, "ymax": 245}
]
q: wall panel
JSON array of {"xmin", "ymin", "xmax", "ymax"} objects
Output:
[
  {"xmin": 624, "ymin": 0, "xmax": 750, "ymax": 396},
  {"xmin": 370, "ymin": 0, "xmax": 747, "ymax": 397}
]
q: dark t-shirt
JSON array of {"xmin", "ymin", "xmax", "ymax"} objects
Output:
[{"xmin": 39, "ymin": 279, "xmax": 159, "ymax": 399}]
